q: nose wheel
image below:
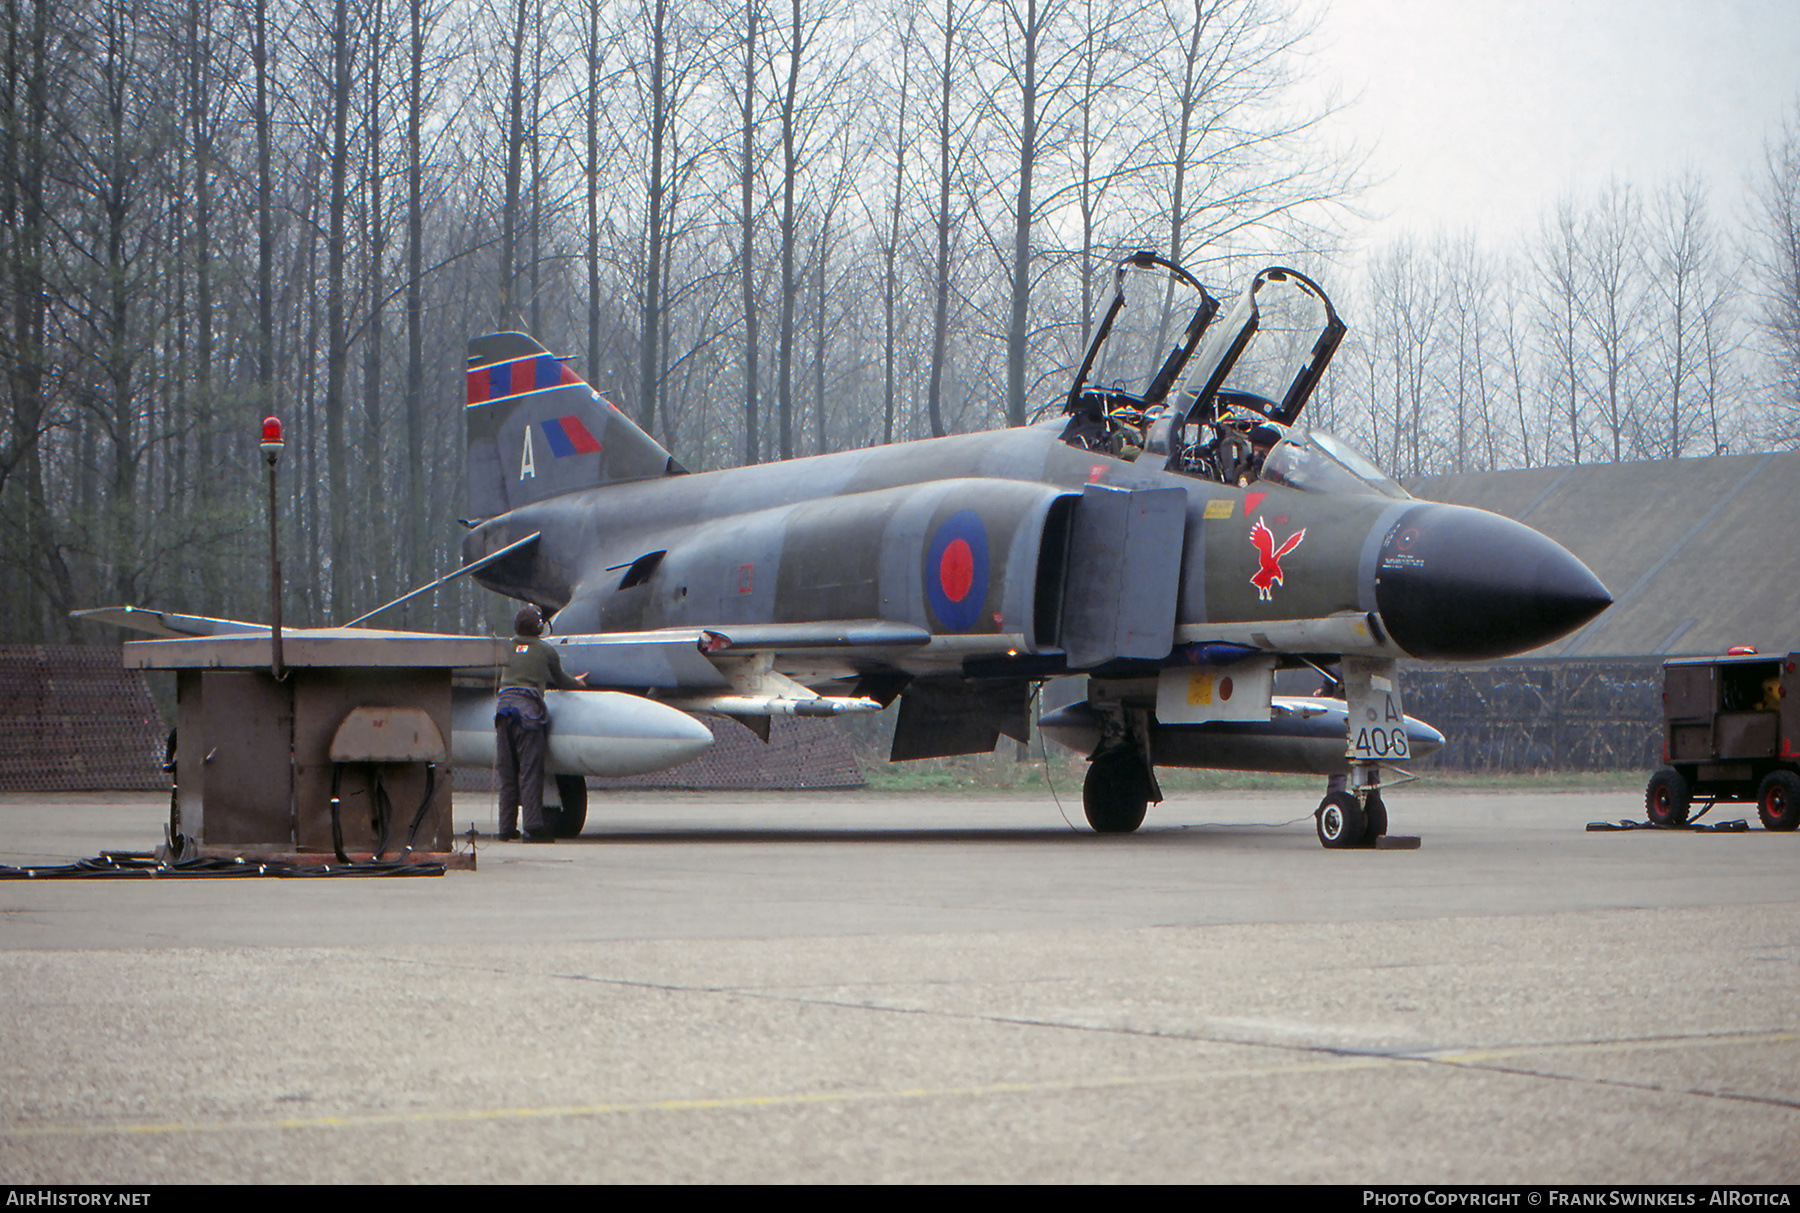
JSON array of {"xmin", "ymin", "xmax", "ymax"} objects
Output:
[{"xmin": 1316, "ymin": 786, "xmax": 1387, "ymax": 848}]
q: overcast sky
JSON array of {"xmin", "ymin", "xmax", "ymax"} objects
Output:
[{"xmin": 1306, "ymin": 0, "xmax": 1800, "ymax": 253}]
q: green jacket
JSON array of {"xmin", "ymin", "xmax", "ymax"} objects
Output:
[{"xmin": 500, "ymin": 635, "xmax": 582, "ymax": 692}]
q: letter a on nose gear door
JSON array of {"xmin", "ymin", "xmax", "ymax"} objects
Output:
[
  {"xmin": 1342, "ymin": 656, "xmax": 1409, "ymax": 764},
  {"xmin": 1059, "ymin": 484, "xmax": 1186, "ymax": 670}
]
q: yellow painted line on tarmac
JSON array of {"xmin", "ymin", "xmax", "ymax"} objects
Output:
[
  {"xmin": 0, "ymin": 1055, "xmax": 1401, "ymax": 1140},
  {"xmin": 6, "ymin": 1029, "xmax": 1792, "ymax": 1141},
  {"xmin": 1428, "ymin": 1029, "xmax": 1799, "ymax": 1066}
]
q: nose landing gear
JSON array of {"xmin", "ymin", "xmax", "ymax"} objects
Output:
[{"xmin": 1316, "ymin": 782, "xmax": 1388, "ymax": 848}]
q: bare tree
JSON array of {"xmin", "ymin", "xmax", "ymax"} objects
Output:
[
  {"xmin": 733, "ymin": 0, "xmax": 765, "ymax": 462},
  {"xmin": 1367, "ymin": 236, "xmax": 1438, "ymax": 475},
  {"xmin": 991, "ymin": 0, "xmax": 1057, "ymax": 428},
  {"xmin": 877, "ymin": 2, "xmax": 915, "ymax": 446},
  {"xmin": 1497, "ymin": 257, "xmax": 1540, "ymax": 469},
  {"xmin": 404, "ymin": 0, "xmax": 431, "ymax": 588},
  {"xmin": 1536, "ymin": 198, "xmax": 1586, "ymax": 465},
  {"xmin": 1577, "ymin": 181, "xmax": 1646, "ymax": 462},
  {"xmin": 1438, "ymin": 233, "xmax": 1495, "ymax": 472},
  {"xmin": 923, "ymin": 0, "xmax": 973, "ymax": 438},
  {"xmin": 324, "ymin": 0, "xmax": 356, "ymax": 615},
  {"xmin": 499, "ymin": 0, "xmax": 531, "ymax": 323},
  {"xmin": 1646, "ymin": 174, "xmax": 1713, "ymax": 458},
  {"xmin": 1752, "ymin": 99, "xmax": 1800, "ymax": 447},
  {"xmin": 1063, "ymin": 0, "xmax": 1150, "ymax": 360}
]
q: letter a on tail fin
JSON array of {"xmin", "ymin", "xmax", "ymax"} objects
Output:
[{"xmin": 464, "ymin": 332, "xmax": 682, "ymax": 520}]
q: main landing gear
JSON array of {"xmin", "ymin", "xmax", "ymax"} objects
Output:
[
  {"xmin": 1079, "ymin": 705, "xmax": 1162, "ymax": 834},
  {"xmin": 1083, "ymin": 748, "xmax": 1155, "ymax": 833},
  {"xmin": 1078, "ymin": 749, "xmax": 1395, "ymax": 846},
  {"xmin": 545, "ymin": 773, "xmax": 589, "ymax": 838}
]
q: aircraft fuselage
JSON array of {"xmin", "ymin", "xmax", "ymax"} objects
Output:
[{"xmin": 464, "ymin": 420, "xmax": 1607, "ymax": 680}]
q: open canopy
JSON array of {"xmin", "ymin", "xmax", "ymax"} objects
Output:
[{"xmin": 1061, "ymin": 256, "xmax": 1350, "ymax": 489}]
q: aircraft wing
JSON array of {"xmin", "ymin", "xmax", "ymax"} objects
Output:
[
  {"xmin": 70, "ymin": 606, "xmax": 271, "ymax": 639},
  {"xmin": 694, "ymin": 620, "xmax": 933, "ymax": 653},
  {"xmin": 547, "ymin": 621, "xmax": 927, "ymax": 688},
  {"xmin": 545, "ymin": 620, "xmax": 939, "ymax": 732}
]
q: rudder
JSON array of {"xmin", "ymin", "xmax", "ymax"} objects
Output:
[{"xmin": 465, "ymin": 333, "xmax": 680, "ymax": 519}]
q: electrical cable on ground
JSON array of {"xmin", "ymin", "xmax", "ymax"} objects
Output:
[
  {"xmin": 0, "ymin": 851, "xmax": 448, "ymax": 879},
  {"xmin": 1586, "ymin": 818, "xmax": 1748, "ymax": 833},
  {"xmin": 1034, "ymin": 684, "xmax": 1081, "ymax": 832}
]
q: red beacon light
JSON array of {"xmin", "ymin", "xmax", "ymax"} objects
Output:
[
  {"xmin": 1727, "ymin": 646, "xmax": 1758, "ymax": 656},
  {"xmin": 260, "ymin": 416, "xmax": 284, "ymax": 465}
]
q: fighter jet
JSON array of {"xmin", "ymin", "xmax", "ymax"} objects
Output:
[{"xmin": 452, "ymin": 252, "xmax": 1611, "ymax": 846}]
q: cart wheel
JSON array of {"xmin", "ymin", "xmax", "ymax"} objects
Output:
[
  {"xmin": 1645, "ymin": 768, "xmax": 1691, "ymax": 827},
  {"xmin": 1755, "ymin": 771, "xmax": 1800, "ymax": 832}
]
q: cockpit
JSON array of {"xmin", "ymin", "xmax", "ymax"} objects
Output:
[
  {"xmin": 1059, "ymin": 252, "xmax": 1403, "ymax": 499},
  {"xmin": 1259, "ymin": 428, "xmax": 1410, "ymax": 500}
]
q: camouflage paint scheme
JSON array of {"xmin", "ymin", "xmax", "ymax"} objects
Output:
[
  {"xmin": 456, "ymin": 257, "xmax": 1610, "ymax": 839},
  {"xmin": 81, "ymin": 259, "xmax": 1609, "ymax": 840},
  {"xmin": 462, "ymin": 337, "xmax": 1606, "ymax": 690},
  {"xmin": 471, "ymin": 421, "xmax": 1370, "ymax": 643}
]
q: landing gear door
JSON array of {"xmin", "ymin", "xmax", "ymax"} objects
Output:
[
  {"xmin": 1343, "ymin": 656, "xmax": 1410, "ymax": 764},
  {"xmin": 1059, "ymin": 484, "xmax": 1187, "ymax": 670}
]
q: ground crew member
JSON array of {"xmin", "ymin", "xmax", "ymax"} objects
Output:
[
  {"xmin": 495, "ymin": 605, "xmax": 586, "ymax": 841},
  {"xmin": 1760, "ymin": 675, "xmax": 1782, "ymax": 711}
]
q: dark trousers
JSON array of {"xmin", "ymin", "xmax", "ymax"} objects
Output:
[{"xmin": 497, "ymin": 714, "xmax": 548, "ymax": 836}]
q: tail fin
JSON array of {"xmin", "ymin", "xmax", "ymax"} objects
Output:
[{"xmin": 465, "ymin": 333, "xmax": 681, "ymax": 519}]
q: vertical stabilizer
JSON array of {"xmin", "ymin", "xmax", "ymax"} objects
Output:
[{"xmin": 465, "ymin": 333, "xmax": 680, "ymax": 519}]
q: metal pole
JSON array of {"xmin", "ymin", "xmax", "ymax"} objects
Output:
[
  {"xmin": 268, "ymin": 460, "xmax": 283, "ymax": 679},
  {"xmin": 261, "ymin": 417, "xmax": 285, "ymax": 679}
]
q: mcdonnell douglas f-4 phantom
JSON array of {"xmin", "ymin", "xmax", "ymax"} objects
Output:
[
  {"xmin": 449, "ymin": 252, "xmax": 1609, "ymax": 845},
  {"xmin": 85, "ymin": 253, "xmax": 1608, "ymax": 847}
]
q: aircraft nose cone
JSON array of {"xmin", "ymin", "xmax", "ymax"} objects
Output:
[
  {"xmin": 1407, "ymin": 716, "xmax": 1446, "ymax": 761},
  {"xmin": 1374, "ymin": 504, "xmax": 1611, "ymax": 660}
]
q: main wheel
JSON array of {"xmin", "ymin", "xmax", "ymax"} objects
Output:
[
  {"xmin": 1083, "ymin": 750, "xmax": 1151, "ymax": 834},
  {"xmin": 1645, "ymin": 768, "xmax": 1691, "ymax": 827},
  {"xmin": 1756, "ymin": 770, "xmax": 1800, "ymax": 832},
  {"xmin": 1361, "ymin": 790, "xmax": 1389, "ymax": 846},
  {"xmin": 550, "ymin": 774, "xmax": 589, "ymax": 838},
  {"xmin": 1316, "ymin": 790, "xmax": 1366, "ymax": 849}
]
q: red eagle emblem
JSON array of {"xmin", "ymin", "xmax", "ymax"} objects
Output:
[{"xmin": 1249, "ymin": 516, "xmax": 1305, "ymax": 601}]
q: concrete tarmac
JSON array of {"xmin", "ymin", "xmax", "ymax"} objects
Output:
[{"xmin": 0, "ymin": 787, "xmax": 1795, "ymax": 1184}]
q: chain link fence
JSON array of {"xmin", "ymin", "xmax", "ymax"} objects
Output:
[
  {"xmin": 0, "ymin": 646, "xmax": 170, "ymax": 791},
  {"xmin": 1401, "ymin": 660, "xmax": 1664, "ymax": 772}
]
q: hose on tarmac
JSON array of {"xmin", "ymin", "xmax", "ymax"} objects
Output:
[{"xmin": 0, "ymin": 852, "xmax": 446, "ymax": 878}]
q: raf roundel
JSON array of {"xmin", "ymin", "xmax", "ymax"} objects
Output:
[{"xmin": 925, "ymin": 510, "xmax": 989, "ymax": 632}]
